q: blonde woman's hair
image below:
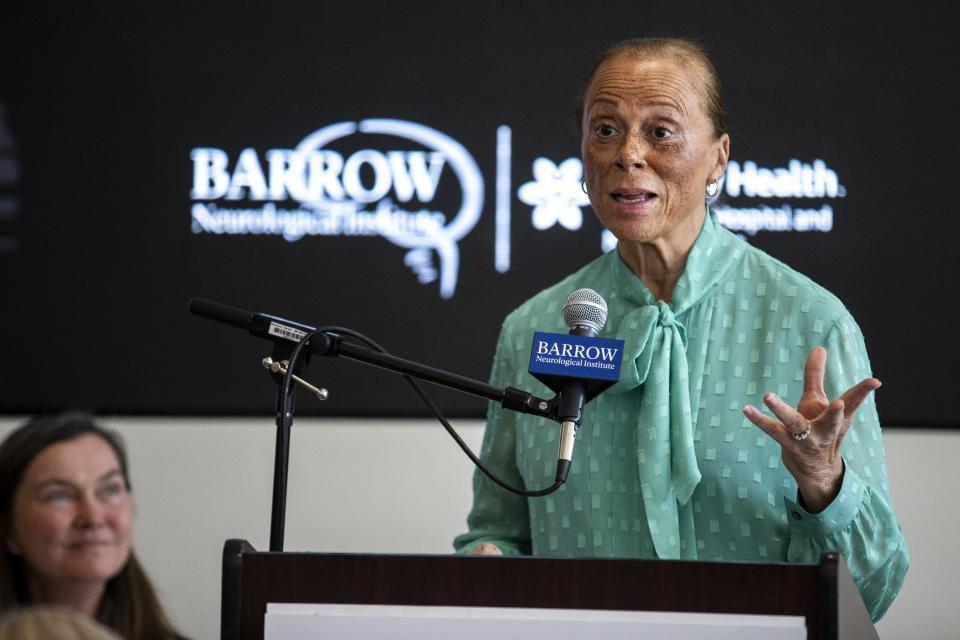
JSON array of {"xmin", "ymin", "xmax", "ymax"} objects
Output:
[{"xmin": 0, "ymin": 606, "xmax": 123, "ymax": 640}]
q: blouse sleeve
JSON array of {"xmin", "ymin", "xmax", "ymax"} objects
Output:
[
  {"xmin": 452, "ymin": 322, "xmax": 533, "ymax": 555},
  {"xmin": 783, "ymin": 313, "xmax": 909, "ymax": 621}
]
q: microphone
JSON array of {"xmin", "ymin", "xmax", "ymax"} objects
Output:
[
  {"xmin": 556, "ymin": 288, "xmax": 609, "ymax": 472},
  {"xmin": 188, "ymin": 297, "xmax": 329, "ymax": 351}
]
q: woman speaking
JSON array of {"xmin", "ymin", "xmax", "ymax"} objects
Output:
[{"xmin": 454, "ymin": 37, "xmax": 908, "ymax": 622}]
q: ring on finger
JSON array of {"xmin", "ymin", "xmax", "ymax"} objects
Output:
[{"xmin": 792, "ymin": 424, "xmax": 812, "ymax": 441}]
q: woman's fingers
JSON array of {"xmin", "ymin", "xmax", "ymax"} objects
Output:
[
  {"xmin": 762, "ymin": 392, "xmax": 808, "ymax": 437},
  {"xmin": 802, "ymin": 346, "xmax": 828, "ymax": 399},
  {"xmin": 747, "ymin": 394, "xmax": 847, "ymax": 447},
  {"xmin": 840, "ymin": 378, "xmax": 881, "ymax": 419},
  {"xmin": 747, "ymin": 359, "xmax": 881, "ymax": 470},
  {"xmin": 822, "ymin": 398, "xmax": 847, "ymax": 441},
  {"xmin": 742, "ymin": 404, "xmax": 792, "ymax": 446},
  {"xmin": 470, "ymin": 543, "xmax": 503, "ymax": 555}
]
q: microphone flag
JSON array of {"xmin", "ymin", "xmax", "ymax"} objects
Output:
[{"xmin": 527, "ymin": 331, "xmax": 623, "ymax": 402}]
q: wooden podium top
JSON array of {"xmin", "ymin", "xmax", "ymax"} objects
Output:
[{"xmin": 222, "ymin": 539, "xmax": 876, "ymax": 640}]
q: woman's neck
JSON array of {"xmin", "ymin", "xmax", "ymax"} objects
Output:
[
  {"xmin": 617, "ymin": 207, "xmax": 707, "ymax": 302},
  {"xmin": 28, "ymin": 574, "xmax": 105, "ymax": 616}
]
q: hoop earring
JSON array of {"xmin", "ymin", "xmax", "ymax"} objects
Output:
[
  {"xmin": 705, "ymin": 181, "xmax": 720, "ymax": 198},
  {"xmin": 580, "ymin": 179, "xmax": 588, "ymax": 194}
]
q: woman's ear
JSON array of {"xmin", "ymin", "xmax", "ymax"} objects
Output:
[{"xmin": 712, "ymin": 132, "xmax": 730, "ymax": 183}]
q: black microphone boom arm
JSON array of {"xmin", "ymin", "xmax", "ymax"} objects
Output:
[
  {"xmin": 188, "ymin": 296, "xmax": 558, "ymax": 419},
  {"xmin": 310, "ymin": 331, "xmax": 557, "ymax": 420}
]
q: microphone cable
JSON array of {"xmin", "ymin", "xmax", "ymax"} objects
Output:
[{"xmin": 281, "ymin": 327, "xmax": 564, "ymax": 498}]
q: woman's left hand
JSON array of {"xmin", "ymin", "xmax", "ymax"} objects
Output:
[{"xmin": 742, "ymin": 346, "xmax": 881, "ymax": 513}]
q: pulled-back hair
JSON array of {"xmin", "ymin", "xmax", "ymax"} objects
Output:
[
  {"xmin": 576, "ymin": 37, "xmax": 727, "ymax": 139},
  {"xmin": 0, "ymin": 412, "xmax": 187, "ymax": 640}
]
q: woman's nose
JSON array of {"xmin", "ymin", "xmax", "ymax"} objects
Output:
[
  {"xmin": 615, "ymin": 132, "xmax": 648, "ymax": 169},
  {"xmin": 75, "ymin": 493, "xmax": 106, "ymax": 527}
]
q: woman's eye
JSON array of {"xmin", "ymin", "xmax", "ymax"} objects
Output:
[
  {"xmin": 653, "ymin": 126, "xmax": 673, "ymax": 140},
  {"xmin": 41, "ymin": 490, "xmax": 73, "ymax": 503},
  {"xmin": 595, "ymin": 124, "xmax": 617, "ymax": 138},
  {"xmin": 100, "ymin": 482, "xmax": 126, "ymax": 499}
]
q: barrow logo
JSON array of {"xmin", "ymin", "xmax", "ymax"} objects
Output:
[
  {"xmin": 528, "ymin": 332, "xmax": 623, "ymax": 382},
  {"xmin": 189, "ymin": 119, "xmax": 484, "ymax": 298}
]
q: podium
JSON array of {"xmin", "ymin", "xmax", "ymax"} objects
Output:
[{"xmin": 221, "ymin": 538, "xmax": 877, "ymax": 640}]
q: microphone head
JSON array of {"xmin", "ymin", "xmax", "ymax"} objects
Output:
[{"xmin": 563, "ymin": 288, "xmax": 608, "ymax": 333}]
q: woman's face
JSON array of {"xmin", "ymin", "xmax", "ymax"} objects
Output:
[
  {"xmin": 581, "ymin": 52, "xmax": 729, "ymax": 247},
  {"xmin": 6, "ymin": 434, "xmax": 133, "ymax": 590}
]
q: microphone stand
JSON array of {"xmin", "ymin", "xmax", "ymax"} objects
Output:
[
  {"xmin": 265, "ymin": 339, "xmax": 307, "ymax": 553},
  {"xmin": 188, "ymin": 298, "xmax": 557, "ymax": 552}
]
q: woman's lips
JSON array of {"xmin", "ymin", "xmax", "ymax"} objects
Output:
[
  {"xmin": 66, "ymin": 540, "xmax": 113, "ymax": 550},
  {"xmin": 610, "ymin": 189, "xmax": 657, "ymax": 211}
]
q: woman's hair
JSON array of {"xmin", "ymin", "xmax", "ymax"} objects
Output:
[
  {"xmin": 0, "ymin": 606, "xmax": 123, "ymax": 640},
  {"xmin": 0, "ymin": 412, "xmax": 186, "ymax": 640},
  {"xmin": 576, "ymin": 36, "xmax": 727, "ymax": 139}
]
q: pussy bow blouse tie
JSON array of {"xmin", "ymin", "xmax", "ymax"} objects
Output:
[{"xmin": 607, "ymin": 299, "xmax": 700, "ymax": 559}]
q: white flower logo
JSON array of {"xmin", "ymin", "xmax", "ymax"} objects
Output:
[{"xmin": 517, "ymin": 157, "xmax": 591, "ymax": 231}]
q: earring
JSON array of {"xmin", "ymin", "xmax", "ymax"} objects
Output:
[
  {"xmin": 580, "ymin": 179, "xmax": 588, "ymax": 194},
  {"xmin": 705, "ymin": 180, "xmax": 720, "ymax": 198}
]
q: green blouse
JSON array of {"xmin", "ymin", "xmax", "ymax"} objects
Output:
[{"xmin": 454, "ymin": 209, "xmax": 908, "ymax": 621}]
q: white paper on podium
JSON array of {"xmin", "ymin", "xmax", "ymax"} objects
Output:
[{"xmin": 264, "ymin": 602, "xmax": 806, "ymax": 639}]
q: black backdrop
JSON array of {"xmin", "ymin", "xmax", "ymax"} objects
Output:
[{"xmin": 1, "ymin": 2, "xmax": 956, "ymax": 425}]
